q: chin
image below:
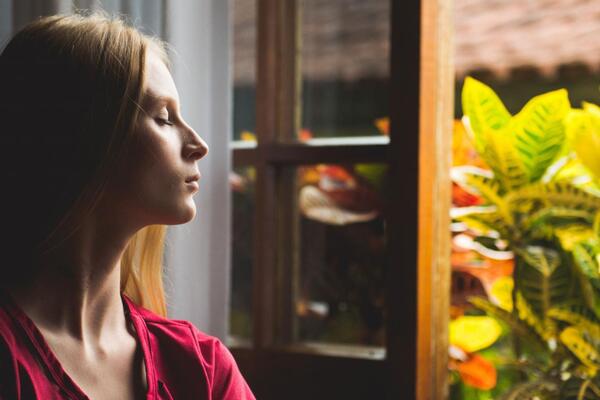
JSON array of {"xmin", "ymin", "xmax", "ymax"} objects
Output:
[
  {"xmin": 173, "ymin": 202, "xmax": 197, "ymax": 224},
  {"xmin": 144, "ymin": 198, "xmax": 197, "ymax": 225}
]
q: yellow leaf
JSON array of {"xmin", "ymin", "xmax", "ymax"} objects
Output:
[
  {"xmin": 490, "ymin": 276, "xmax": 513, "ymax": 312},
  {"xmin": 567, "ymin": 108, "xmax": 600, "ymax": 182},
  {"xmin": 560, "ymin": 327, "xmax": 600, "ymax": 373},
  {"xmin": 449, "ymin": 316, "xmax": 502, "ymax": 352},
  {"xmin": 554, "ymin": 226, "xmax": 595, "ymax": 251},
  {"xmin": 240, "ymin": 130, "xmax": 257, "ymax": 142},
  {"xmin": 583, "ymin": 101, "xmax": 600, "ymax": 117}
]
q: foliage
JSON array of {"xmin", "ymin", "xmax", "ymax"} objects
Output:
[
  {"xmin": 452, "ymin": 77, "xmax": 600, "ymax": 398},
  {"xmin": 450, "ymin": 315, "xmax": 503, "ymax": 353}
]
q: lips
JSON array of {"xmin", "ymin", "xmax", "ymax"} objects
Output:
[{"xmin": 185, "ymin": 173, "xmax": 201, "ymax": 183}]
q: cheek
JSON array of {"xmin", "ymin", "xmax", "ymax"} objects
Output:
[
  {"xmin": 108, "ymin": 144, "xmax": 157, "ymax": 199},
  {"xmin": 109, "ymin": 125, "xmax": 196, "ymax": 223},
  {"xmin": 132, "ymin": 140, "xmax": 194, "ymax": 218},
  {"xmin": 137, "ymin": 147, "xmax": 181, "ymax": 199}
]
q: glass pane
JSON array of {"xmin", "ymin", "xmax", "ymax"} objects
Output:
[
  {"xmin": 232, "ymin": 0, "xmax": 256, "ymax": 142},
  {"xmin": 293, "ymin": 163, "xmax": 388, "ymax": 354},
  {"xmin": 298, "ymin": 0, "xmax": 390, "ymax": 142},
  {"xmin": 451, "ymin": 1, "xmax": 600, "ymax": 398},
  {"xmin": 229, "ymin": 167, "xmax": 255, "ymax": 343}
]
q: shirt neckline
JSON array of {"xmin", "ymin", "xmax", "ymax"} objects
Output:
[{"xmin": 0, "ymin": 290, "xmax": 157, "ymax": 399}]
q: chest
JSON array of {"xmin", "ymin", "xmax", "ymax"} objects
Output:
[{"xmin": 41, "ymin": 331, "xmax": 148, "ymax": 400}]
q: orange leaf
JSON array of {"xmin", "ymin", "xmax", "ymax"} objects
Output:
[
  {"xmin": 374, "ymin": 117, "xmax": 389, "ymax": 136},
  {"xmin": 299, "ymin": 129, "xmax": 313, "ymax": 141},
  {"xmin": 317, "ymin": 165, "xmax": 355, "ymax": 182},
  {"xmin": 452, "ymin": 120, "xmax": 488, "ymax": 168},
  {"xmin": 299, "ymin": 166, "xmax": 321, "ymax": 186},
  {"xmin": 457, "ymin": 353, "xmax": 497, "ymax": 390},
  {"xmin": 453, "ymin": 182, "xmax": 484, "ymax": 207}
]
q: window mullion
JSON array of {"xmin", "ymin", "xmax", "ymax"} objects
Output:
[
  {"xmin": 272, "ymin": 0, "xmax": 299, "ymax": 346},
  {"xmin": 253, "ymin": 0, "xmax": 299, "ymax": 349},
  {"xmin": 253, "ymin": 0, "xmax": 279, "ymax": 349}
]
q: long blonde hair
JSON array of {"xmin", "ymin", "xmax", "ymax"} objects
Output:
[{"xmin": 0, "ymin": 13, "xmax": 170, "ymax": 316}]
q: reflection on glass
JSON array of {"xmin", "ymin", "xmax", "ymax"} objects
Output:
[
  {"xmin": 294, "ymin": 163, "xmax": 388, "ymax": 350},
  {"xmin": 229, "ymin": 167, "xmax": 255, "ymax": 343},
  {"xmin": 232, "ymin": 0, "xmax": 256, "ymax": 141},
  {"xmin": 298, "ymin": 0, "xmax": 390, "ymax": 141}
]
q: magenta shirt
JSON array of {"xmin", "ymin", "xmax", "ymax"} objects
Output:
[{"xmin": 0, "ymin": 291, "xmax": 256, "ymax": 399}]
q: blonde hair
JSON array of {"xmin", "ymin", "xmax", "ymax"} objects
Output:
[
  {"xmin": 0, "ymin": 13, "xmax": 170, "ymax": 316},
  {"xmin": 122, "ymin": 225, "xmax": 168, "ymax": 316}
]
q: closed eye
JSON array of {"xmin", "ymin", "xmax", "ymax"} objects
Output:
[{"xmin": 156, "ymin": 117, "xmax": 175, "ymax": 126}]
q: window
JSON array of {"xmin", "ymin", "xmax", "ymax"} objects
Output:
[{"xmin": 229, "ymin": 1, "xmax": 453, "ymax": 398}]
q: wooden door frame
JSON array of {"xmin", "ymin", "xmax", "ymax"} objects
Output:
[{"xmin": 417, "ymin": 0, "xmax": 454, "ymax": 398}]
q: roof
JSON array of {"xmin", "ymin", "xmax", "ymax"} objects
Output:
[
  {"xmin": 455, "ymin": 0, "xmax": 600, "ymax": 79},
  {"xmin": 233, "ymin": 0, "xmax": 600, "ymax": 84}
]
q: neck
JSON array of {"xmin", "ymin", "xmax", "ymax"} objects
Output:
[{"xmin": 6, "ymin": 206, "xmax": 141, "ymax": 344}]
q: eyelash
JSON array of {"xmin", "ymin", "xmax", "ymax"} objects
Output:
[{"xmin": 156, "ymin": 117, "xmax": 174, "ymax": 126}]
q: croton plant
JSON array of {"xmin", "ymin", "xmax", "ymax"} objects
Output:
[{"xmin": 450, "ymin": 77, "xmax": 600, "ymax": 399}]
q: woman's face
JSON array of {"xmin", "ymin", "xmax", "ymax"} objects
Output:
[{"xmin": 106, "ymin": 49, "xmax": 209, "ymax": 227}]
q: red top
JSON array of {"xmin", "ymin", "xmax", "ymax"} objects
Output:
[{"xmin": 0, "ymin": 291, "xmax": 256, "ymax": 399}]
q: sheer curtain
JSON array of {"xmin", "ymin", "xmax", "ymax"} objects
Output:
[
  {"xmin": 0, "ymin": 0, "xmax": 165, "ymax": 45},
  {"xmin": 0, "ymin": 0, "xmax": 232, "ymax": 340}
]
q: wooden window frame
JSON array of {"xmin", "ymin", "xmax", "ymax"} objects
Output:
[{"xmin": 230, "ymin": 0, "xmax": 453, "ymax": 398}]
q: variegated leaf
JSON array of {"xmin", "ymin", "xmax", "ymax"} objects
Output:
[
  {"xmin": 513, "ymin": 89, "xmax": 570, "ymax": 183},
  {"xmin": 461, "ymin": 77, "xmax": 512, "ymax": 155},
  {"xmin": 560, "ymin": 326, "xmax": 600, "ymax": 372}
]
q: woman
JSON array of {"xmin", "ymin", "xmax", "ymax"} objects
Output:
[{"xmin": 0, "ymin": 13, "xmax": 255, "ymax": 399}]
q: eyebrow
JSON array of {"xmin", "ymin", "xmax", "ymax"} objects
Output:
[
  {"xmin": 144, "ymin": 93, "xmax": 176, "ymax": 106},
  {"xmin": 141, "ymin": 93, "xmax": 180, "ymax": 115}
]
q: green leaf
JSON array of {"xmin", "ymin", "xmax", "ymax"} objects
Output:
[
  {"xmin": 522, "ymin": 208, "xmax": 595, "ymax": 239},
  {"xmin": 469, "ymin": 296, "xmax": 548, "ymax": 353},
  {"xmin": 462, "ymin": 77, "xmax": 512, "ymax": 155},
  {"xmin": 515, "ymin": 246, "xmax": 572, "ymax": 318},
  {"xmin": 508, "ymin": 182, "xmax": 600, "ymax": 213},
  {"xmin": 593, "ymin": 212, "xmax": 600, "ymax": 240},
  {"xmin": 571, "ymin": 241, "xmax": 600, "ymax": 318},
  {"xmin": 451, "ymin": 166, "xmax": 514, "ymax": 226},
  {"xmin": 516, "ymin": 291, "xmax": 557, "ymax": 342},
  {"xmin": 354, "ymin": 163, "xmax": 387, "ymax": 191},
  {"xmin": 498, "ymin": 379, "xmax": 560, "ymax": 400},
  {"xmin": 513, "ymin": 89, "xmax": 570, "ymax": 183},
  {"xmin": 572, "ymin": 242, "xmax": 600, "ymax": 281},
  {"xmin": 451, "ymin": 205, "xmax": 510, "ymax": 238},
  {"xmin": 517, "ymin": 246, "xmax": 561, "ymax": 277},
  {"xmin": 481, "ymin": 129, "xmax": 530, "ymax": 192},
  {"xmin": 560, "ymin": 377, "xmax": 600, "ymax": 400}
]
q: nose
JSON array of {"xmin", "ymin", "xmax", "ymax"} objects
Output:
[{"xmin": 183, "ymin": 127, "xmax": 209, "ymax": 161}]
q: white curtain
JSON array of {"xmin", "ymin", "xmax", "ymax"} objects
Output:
[
  {"xmin": 0, "ymin": 0, "xmax": 232, "ymax": 340},
  {"xmin": 0, "ymin": 0, "xmax": 166, "ymax": 46},
  {"xmin": 164, "ymin": 0, "xmax": 232, "ymax": 341}
]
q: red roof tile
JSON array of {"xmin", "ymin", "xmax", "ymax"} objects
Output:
[{"xmin": 233, "ymin": 0, "xmax": 600, "ymax": 83}]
